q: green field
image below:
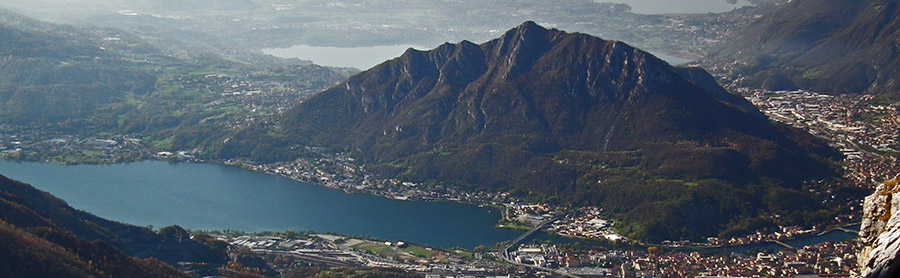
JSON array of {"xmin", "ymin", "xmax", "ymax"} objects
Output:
[{"xmin": 403, "ymin": 246, "xmax": 437, "ymax": 257}]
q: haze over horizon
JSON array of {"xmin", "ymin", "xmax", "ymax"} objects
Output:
[
  {"xmin": 1, "ymin": 0, "xmax": 899, "ymax": 277},
  {"xmin": 0, "ymin": 0, "xmax": 757, "ymax": 57}
]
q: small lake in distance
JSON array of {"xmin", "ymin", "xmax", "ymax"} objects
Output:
[
  {"xmin": 0, "ymin": 160, "xmax": 520, "ymax": 249},
  {"xmin": 263, "ymin": 44, "xmax": 428, "ymax": 70},
  {"xmin": 263, "ymin": 0, "xmax": 747, "ymax": 69}
]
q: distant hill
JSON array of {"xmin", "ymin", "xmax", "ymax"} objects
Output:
[
  {"xmin": 0, "ymin": 174, "xmax": 227, "ymax": 271},
  {"xmin": 0, "ymin": 9, "xmax": 157, "ymax": 124},
  {"xmin": 221, "ymin": 22, "xmax": 845, "ymax": 241},
  {"xmin": 704, "ymin": 0, "xmax": 900, "ymax": 97},
  {"xmin": 0, "ymin": 8, "xmax": 347, "ymax": 135}
]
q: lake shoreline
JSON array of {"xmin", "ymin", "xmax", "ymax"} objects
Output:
[
  {"xmin": 0, "ymin": 156, "xmax": 862, "ymax": 251},
  {"xmin": 0, "ymin": 159, "xmax": 526, "ymax": 249}
]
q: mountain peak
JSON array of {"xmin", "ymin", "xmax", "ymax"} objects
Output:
[
  {"xmin": 500, "ymin": 21, "xmax": 553, "ymax": 42},
  {"xmin": 264, "ymin": 23, "xmax": 839, "ymax": 241},
  {"xmin": 491, "ymin": 21, "xmax": 556, "ymax": 77},
  {"xmin": 513, "ymin": 21, "xmax": 546, "ymax": 32}
]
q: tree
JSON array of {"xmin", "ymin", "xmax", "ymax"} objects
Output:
[{"xmin": 473, "ymin": 245, "xmax": 486, "ymax": 252}]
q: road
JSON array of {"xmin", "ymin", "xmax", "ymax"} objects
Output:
[
  {"xmin": 498, "ymin": 215, "xmax": 581, "ymax": 278},
  {"xmin": 500, "ymin": 216, "xmax": 559, "ymax": 260}
]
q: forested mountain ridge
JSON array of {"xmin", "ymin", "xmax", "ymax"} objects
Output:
[
  {"xmin": 0, "ymin": 222, "xmax": 187, "ymax": 278},
  {"xmin": 0, "ymin": 9, "xmax": 158, "ymax": 124},
  {"xmin": 219, "ymin": 22, "xmax": 848, "ymax": 241}
]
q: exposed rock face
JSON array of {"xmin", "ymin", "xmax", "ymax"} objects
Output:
[
  {"xmin": 859, "ymin": 174, "xmax": 900, "ymax": 278},
  {"xmin": 244, "ymin": 21, "xmax": 846, "ymax": 241}
]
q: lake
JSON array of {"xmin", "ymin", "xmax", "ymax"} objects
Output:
[
  {"xmin": 263, "ymin": 44, "xmax": 428, "ymax": 70},
  {"xmin": 0, "ymin": 159, "xmax": 856, "ymax": 251},
  {"xmin": 650, "ymin": 52, "xmax": 694, "ymax": 65},
  {"xmin": 0, "ymin": 160, "xmax": 521, "ymax": 249},
  {"xmin": 596, "ymin": 0, "xmax": 753, "ymax": 14}
]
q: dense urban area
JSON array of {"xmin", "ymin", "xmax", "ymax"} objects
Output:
[{"xmin": 203, "ymin": 226, "xmax": 859, "ymax": 277}]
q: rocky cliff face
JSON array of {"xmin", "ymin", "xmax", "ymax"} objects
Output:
[
  {"xmin": 234, "ymin": 21, "xmax": 850, "ymax": 241},
  {"xmin": 859, "ymin": 174, "xmax": 900, "ymax": 278}
]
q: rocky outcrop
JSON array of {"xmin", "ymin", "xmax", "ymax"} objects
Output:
[{"xmin": 859, "ymin": 174, "xmax": 900, "ymax": 278}]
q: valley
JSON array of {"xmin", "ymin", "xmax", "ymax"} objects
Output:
[
  {"xmin": 2, "ymin": 0, "xmax": 777, "ymax": 67},
  {"xmin": 1, "ymin": 0, "xmax": 899, "ymax": 277}
]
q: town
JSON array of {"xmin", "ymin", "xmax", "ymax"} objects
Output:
[
  {"xmin": 206, "ymin": 228, "xmax": 858, "ymax": 278},
  {"xmin": 740, "ymin": 89, "xmax": 900, "ymax": 187},
  {"xmin": 3, "ymin": 81, "xmax": 896, "ymax": 277}
]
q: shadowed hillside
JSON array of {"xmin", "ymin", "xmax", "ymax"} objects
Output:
[
  {"xmin": 218, "ymin": 22, "xmax": 847, "ymax": 241},
  {"xmin": 705, "ymin": 0, "xmax": 900, "ymax": 98}
]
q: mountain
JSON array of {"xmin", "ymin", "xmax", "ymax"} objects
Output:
[
  {"xmin": 859, "ymin": 174, "xmax": 900, "ymax": 278},
  {"xmin": 0, "ymin": 222, "xmax": 187, "ymax": 278},
  {"xmin": 222, "ymin": 22, "xmax": 845, "ymax": 241},
  {"xmin": 704, "ymin": 0, "xmax": 900, "ymax": 97},
  {"xmin": 0, "ymin": 9, "xmax": 157, "ymax": 124},
  {"xmin": 0, "ymin": 174, "xmax": 227, "ymax": 270}
]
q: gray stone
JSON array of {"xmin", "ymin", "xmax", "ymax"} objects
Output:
[{"xmin": 858, "ymin": 174, "xmax": 900, "ymax": 278}]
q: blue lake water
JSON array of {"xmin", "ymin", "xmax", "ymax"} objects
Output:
[
  {"xmin": 0, "ymin": 159, "xmax": 857, "ymax": 250},
  {"xmin": 0, "ymin": 159, "xmax": 520, "ymax": 249}
]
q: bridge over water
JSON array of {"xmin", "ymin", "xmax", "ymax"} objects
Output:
[{"xmin": 498, "ymin": 215, "xmax": 581, "ymax": 278}]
